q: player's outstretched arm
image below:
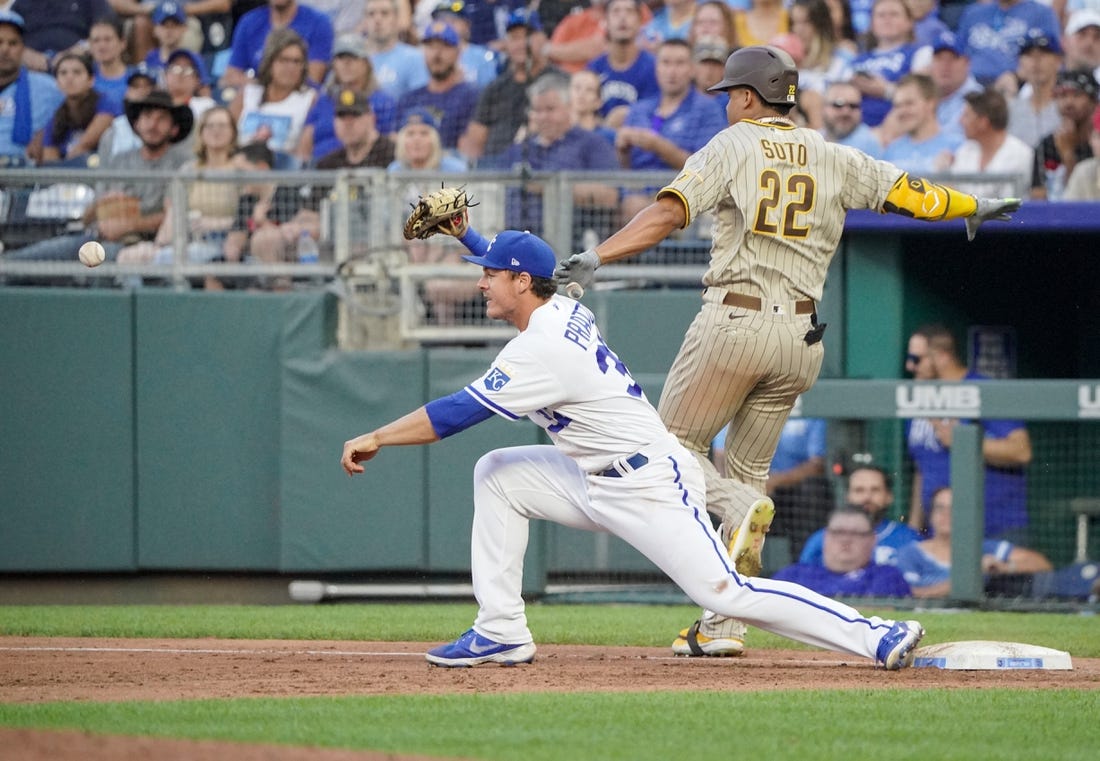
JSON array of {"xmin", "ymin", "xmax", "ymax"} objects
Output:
[
  {"xmin": 341, "ymin": 407, "xmax": 439, "ymax": 475},
  {"xmin": 880, "ymin": 173, "xmax": 1021, "ymax": 241}
]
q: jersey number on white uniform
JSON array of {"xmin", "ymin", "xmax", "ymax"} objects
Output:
[{"xmin": 753, "ymin": 170, "xmax": 816, "ymax": 238}]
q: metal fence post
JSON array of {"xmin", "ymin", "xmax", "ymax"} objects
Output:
[
  {"xmin": 950, "ymin": 423, "xmax": 985, "ymax": 603},
  {"xmin": 168, "ymin": 175, "xmax": 188, "ymax": 290}
]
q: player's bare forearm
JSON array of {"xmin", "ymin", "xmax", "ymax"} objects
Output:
[
  {"xmin": 595, "ymin": 196, "xmax": 685, "ymax": 264},
  {"xmin": 341, "ymin": 407, "xmax": 440, "ymax": 475}
]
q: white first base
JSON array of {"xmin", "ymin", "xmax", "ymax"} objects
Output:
[{"xmin": 912, "ymin": 641, "xmax": 1073, "ymax": 670}]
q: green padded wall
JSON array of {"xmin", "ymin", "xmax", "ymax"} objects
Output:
[
  {"xmin": 0, "ymin": 289, "xmax": 136, "ymax": 570},
  {"xmin": 132, "ymin": 292, "xmax": 331, "ymax": 569},
  {"xmin": 281, "ymin": 350, "xmax": 428, "ymax": 571}
]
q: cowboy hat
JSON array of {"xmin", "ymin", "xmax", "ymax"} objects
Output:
[{"xmin": 124, "ymin": 89, "xmax": 194, "ymax": 143}]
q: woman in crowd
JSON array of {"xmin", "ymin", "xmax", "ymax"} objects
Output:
[
  {"xmin": 824, "ymin": 0, "xmax": 860, "ymax": 55},
  {"xmin": 229, "ymin": 28, "xmax": 316, "ymax": 158},
  {"xmin": 734, "ymin": 0, "xmax": 789, "ymax": 48},
  {"xmin": 569, "ymin": 69, "xmax": 616, "ymax": 146},
  {"xmin": 117, "ymin": 106, "xmax": 239, "ymax": 274},
  {"xmin": 388, "ymin": 109, "xmax": 477, "ymax": 326},
  {"xmin": 41, "ymin": 51, "xmax": 120, "ymax": 164},
  {"xmin": 850, "ymin": 0, "xmax": 930, "ymax": 127},
  {"xmin": 296, "ymin": 34, "xmax": 398, "ymax": 167},
  {"xmin": 88, "ymin": 16, "xmax": 131, "ymax": 104},
  {"xmin": 790, "ymin": 0, "xmax": 855, "ymax": 128}
]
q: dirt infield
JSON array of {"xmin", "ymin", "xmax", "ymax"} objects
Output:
[{"xmin": 2, "ymin": 637, "xmax": 1097, "ymax": 760}]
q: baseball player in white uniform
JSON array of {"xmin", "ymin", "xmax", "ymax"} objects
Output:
[
  {"xmin": 341, "ymin": 222, "xmax": 925, "ymax": 669},
  {"xmin": 555, "ymin": 46, "xmax": 1021, "ymax": 657}
]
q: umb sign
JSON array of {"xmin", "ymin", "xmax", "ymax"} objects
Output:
[
  {"xmin": 896, "ymin": 384, "xmax": 981, "ymax": 418},
  {"xmin": 1080, "ymin": 384, "xmax": 1100, "ymax": 419}
]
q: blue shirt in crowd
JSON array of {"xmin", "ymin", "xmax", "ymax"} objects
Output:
[
  {"xmin": 397, "ymin": 83, "xmax": 481, "ymax": 149},
  {"xmin": 227, "ymin": 4, "xmax": 334, "ymax": 78},
  {"xmin": 800, "ymin": 519, "xmax": 921, "ymax": 567},
  {"xmin": 851, "ymin": 43, "xmax": 924, "ymax": 127},
  {"xmin": 772, "ymin": 561, "xmax": 912, "ymax": 598},
  {"xmin": 883, "ymin": 129, "xmax": 963, "ymax": 174},
  {"xmin": 896, "ymin": 538, "xmax": 1013, "ymax": 590},
  {"xmin": 0, "ymin": 69, "xmax": 63, "ymax": 161},
  {"xmin": 905, "ymin": 371, "xmax": 1029, "ymax": 539},
  {"xmin": 956, "ymin": 0, "xmax": 1061, "ymax": 85},
  {"xmin": 620, "ymin": 88, "xmax": 727, "ymax": 170},
  {"xmin": 371, "ymin": 44, "xmax": 430, "ymax": 100},
  {"xmin": 588, "ymin": 50, "xmax": 658, "ymax": 118}
]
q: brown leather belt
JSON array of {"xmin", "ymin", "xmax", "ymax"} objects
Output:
[{"xmin": 722, "ymin": 292, "xmax": 815, "ymax": 315}]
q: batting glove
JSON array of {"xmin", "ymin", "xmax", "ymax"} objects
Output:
[
  {"xmin": 965, "ymin": 197, "xmax": 1022, "ymax": 242},
  {"xmin": 554, "ymin": 248, "xmax": 600, "ymax": 291}
]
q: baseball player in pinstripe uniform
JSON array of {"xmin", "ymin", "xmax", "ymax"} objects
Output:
[
  {"xmin": 555, "ymin": 45, "xmax": 1021, "ymax": 657},
  {"xmin": 342, "ymin": 223, "xmax": 925, "ymax": 670}
]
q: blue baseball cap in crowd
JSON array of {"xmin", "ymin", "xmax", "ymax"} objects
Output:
[
  {"xmin": 153, "ymin": 0, "xmax": 187, "ymax": 25},
  {"xmin": 932, "ymin": 30, "xmax": 965, "ymax": 57},
  {"xmin": 0, "ymin": 9, "xmax": 25, "ymax": 36},
  {"xmin": 1019, "ymin": 28, "xmax": 1063, "ymax": 55},
  {"xmin": 400, "ymin": 106, "xmax": 440, "ymax": 131},
  {"xmin": 505, "ymin": 8, "xmax": 542, "ymax": 33},
  {"xmin": 166, "ymin": 48, "xmax": 207, "ymax": 83},
  {"xmin": 462, "ymin": 231, "xmax": 557, "ymax": 279},
  {"xmin": 422, "ymin": 21, "xmax": 460, "ymax": 46},
  {"xmin": 127, "ymin": 62, "xmax": 157, "ymax": 85}
]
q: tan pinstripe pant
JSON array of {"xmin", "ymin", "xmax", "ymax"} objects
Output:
[{"xmin": 657, "ymin": 289, "xmax": 824, "ymax": 529}]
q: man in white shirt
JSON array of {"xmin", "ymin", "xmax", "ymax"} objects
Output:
[{"xmin": 952, "ymin": 88, "xmax": 1034, "ymax": 197}]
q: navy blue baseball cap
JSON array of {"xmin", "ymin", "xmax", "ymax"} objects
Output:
[
  {"xmin": 432, "ymin": 0, "xmax": 469, "ymax": 19},
  {"xmin": 932, "ymin": 30, "xmax": 965, "ymax": 57},
  {"xmin": 462, "ymin": 231, "xmax": 556, "ymax": 279},
  {"xmin": 166, "ymin": 48, "xmax": 207, "ymax": 83},
  {"xmin": 506, "ymin": 8, "xmax": 542, "ymax": 33},
  {"xmin": 422, "ymin": 21, "xmax": 460, "ymax": 46},
  {"xmin": 1019, "ymin": 28, "xmax": 1063, "ymax": 55},
  {"xmin": 153, "ymin": 0, "xmax": 187, "ymax": 25}
]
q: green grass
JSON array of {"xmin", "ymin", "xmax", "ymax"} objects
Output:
[
  {"xmin": 1, "ymin": 604, "xmax": 1097, "ymax": 760},
  {"xmin": 1, "ymin": 603, "xmax": 1098, "ymax": 657},
  {"xmin": 0, "ymin": 691, "xmax": 1097, "ymax": 761}
]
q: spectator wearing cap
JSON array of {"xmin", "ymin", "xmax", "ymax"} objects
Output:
[
  {"xmin": 228, "ymin": 28, "xmax": 316, "ymax": 158},
  {"xmin": 97, "ymin": 63, "xmax": 157, "ymax": 158},
  {"xmin": 221, "ymin": 0, "xmax": 333, "ymax": 89},
  {"xmin": 1063, "ymin": 101, "xmax": 1100, "ymax": 199},
  {"xmin": 485, "ymin": 72, "xmax": 618, "ymax": 237},
  {"xmin": 643, "ymin": 0, "xmax": 696, "ymax": 50},
  {"xmin": 458, "ymin": 8, "xmax": 562, "ymax": 164},
  {"xmin": 3, "ymin": 88, "xmax": 191, "ymax": 262},
  {"xmin": 9, "ymin": 0, "xmax": 111, "ymax": 74},
  {"xmin": 882, "ymin": 72, "xmax": 962, "ymax": 173},
  {"xmin": 1065, "ymin": 9, "xmax": 1100, "ymax": 83},
  {"xmin": 396, "ymin": 21, "xmax": 480, "ymax": 150},
  {"xmin": 388, "ymin": 106, "xmax": 477, "ymax": 327},
  {"xmin": 691, "ymin": 37, "xmax": 730, "ymax": 111},
  {"xmin": 930, "ymin": 30, "xmax": 981, "ymax": 143},
  {"xmin": 956, "ymin": 0, "xmax": 1061, "ymax": 87},
  {"xmin": 41, "ymin": 50, "xmax": 121, "ymax": 164},
  {"xmin": 315, "ymin": 88, "xmax": 395, "ymax": 169},
  {"xmin": 950, "ymin": 88, "xmax": 1034, "ymax": 197},
  {"xmin": 820, "ymin": 80, "xmax": 884, "ymax": 156},
  {"xmin": 143, "ymin": 1, "xmax": 189, "ymax": 82},
  {"xmin": 163, "ymin": 48, "xmax": 215, "ymax": 122},
  {"xmin": 616, "ymin": 39, "xmax": 727, "ymax": 219},
  {"xmin": 1031, "ymin": 67, "xmax": 1099, "ymax": 199},
  {"xmin": 364, "ymin": 0, "xmax": 429, "ymax": 100},
  {"xmin": 587, "ymin": 0, "xmax": 659, "ymax": 128},
  {"xmin": 296, "ymin": 34, "xmax": 398, "ymax": 167},
  {"xmin": 430, "ymin": 0, "xmax": 500, "ymax": 88},
  {"xmin": 1008, "ymin": 28, "xmax": 1064, "ymax": 148},
  {"xmin": 0, "ymin": 9, "xmax": 63, "ymax": 165}
]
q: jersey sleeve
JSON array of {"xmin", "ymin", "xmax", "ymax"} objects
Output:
[
  {"xmin": 834, "ymin": 143, "xmax": 904, "ymax": 211},
  {"xmin": 659, "ymin": 138, "xmax": 728, "ymax": 226}
]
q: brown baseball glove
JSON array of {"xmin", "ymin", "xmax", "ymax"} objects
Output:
[{"xmin": 402, "ymin": 185, "xmax": 479, "ymax": 241}]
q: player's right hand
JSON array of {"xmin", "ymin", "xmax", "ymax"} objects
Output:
[
  {"xmin": 965, "ymin": 197, "xmax": 1022, "ymax": 241},
  {"xmin": 554, "ymin": 249, "xmax": 600, "ymax": 291},
  {"xmin": 341, "ymin": 433, "xmax": 381, "ymax": 475}
]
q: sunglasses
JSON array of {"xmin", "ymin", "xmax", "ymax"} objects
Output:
[
  {"xmin": 905, "ymin": 353, "xmax": 925, "ymax": 365},
  {"xmin": 828, "ymin": 100, "xmax": 861, "ymax": 110}
]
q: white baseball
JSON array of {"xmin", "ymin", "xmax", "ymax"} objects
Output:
[{"xmin": 78, "ymin": 241, "xmax": 106, "ymax": 268}]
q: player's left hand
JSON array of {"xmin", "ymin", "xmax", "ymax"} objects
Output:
[
  {"xmin": 965, "ymin": 197, "xmax": 1021, "ymax": 241},
  {"xmin": 554, "ymin": 248, "xmax": 600, "ymax": 291},
  {"xmin": 341, "ymin": 433, "xmax": 381, "ymax": 475}
]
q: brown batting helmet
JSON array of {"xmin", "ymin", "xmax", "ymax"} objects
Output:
[{"xmin": 707, "ymin": 45, "xmax": 799, "ymax": 106}]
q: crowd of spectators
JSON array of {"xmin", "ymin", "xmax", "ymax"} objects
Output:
[{"xmin": 5, "ymin": 0, "xmax": 1100, "ymax": 277}]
